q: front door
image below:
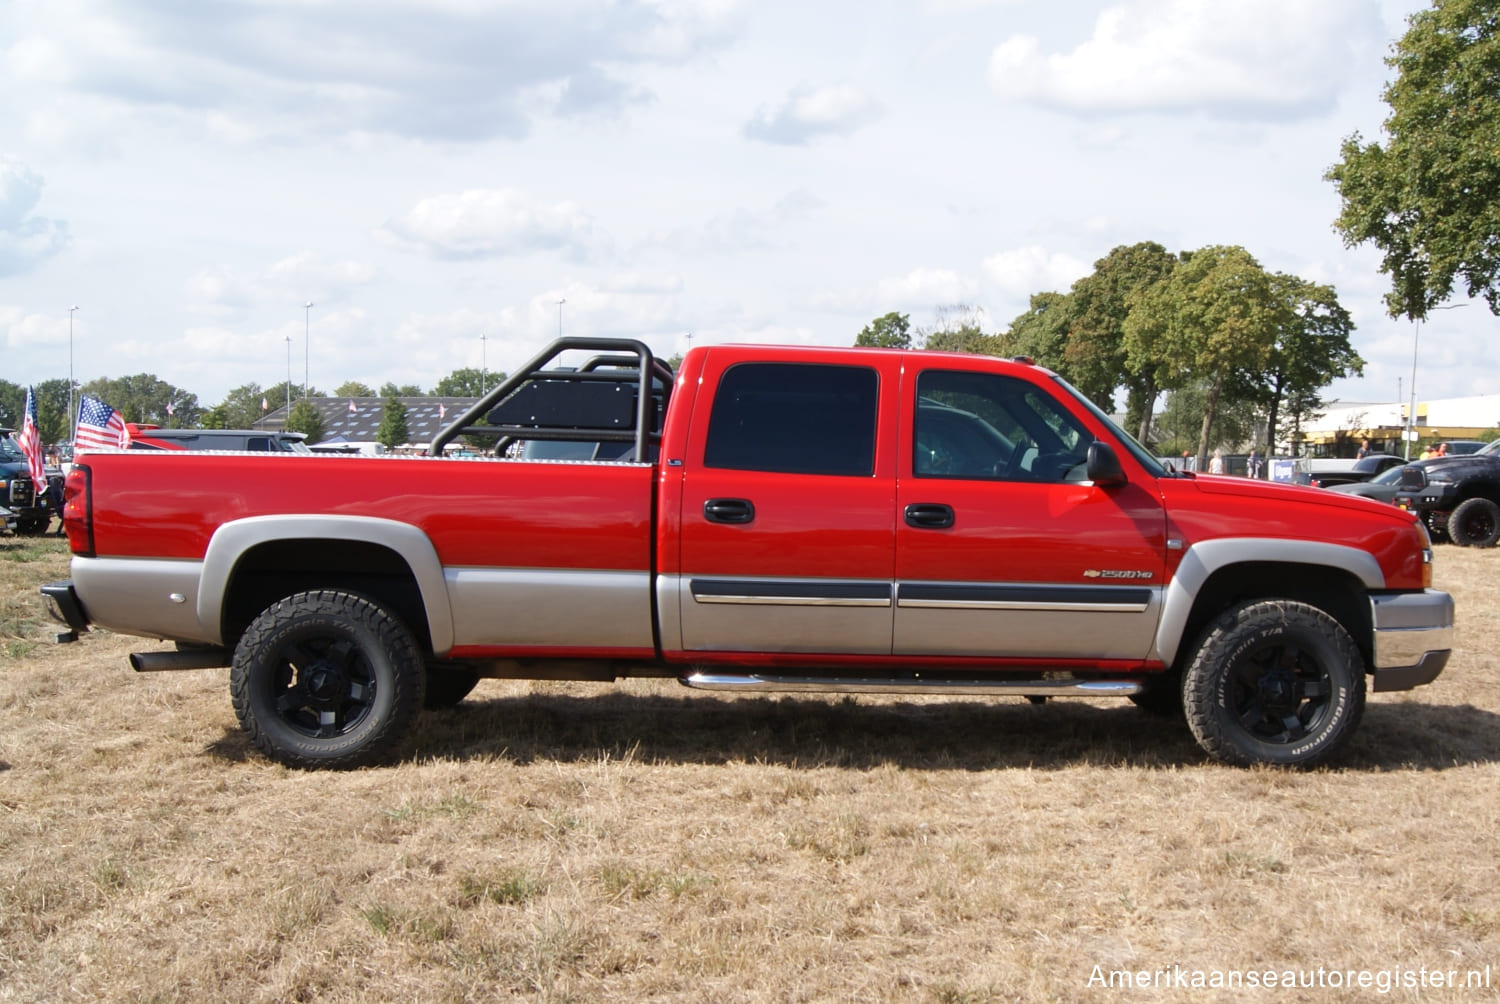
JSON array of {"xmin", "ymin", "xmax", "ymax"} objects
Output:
[{"xmin": 894, "ymin": 366, "xmax": 1167, "ymax": 661}]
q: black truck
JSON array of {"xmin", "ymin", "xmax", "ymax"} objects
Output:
[
  {"xmin": 0, "ymin": 430, "xmax": 52, "ymax": 535},
  {"xmin": 1394, "ymin": 441, "xmax": 1500, "ymax": 547}
]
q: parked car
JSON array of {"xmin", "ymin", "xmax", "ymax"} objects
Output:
[
  {"xmin": 127, "ymin": 427, "xmax": 310, "ymax": 453},
  {"xmin": 1326, "ymin": 464, "xmax": 1408, "ymax": 504},
  {"xmin": 1441, "ymin": 440, "xmax": 1488, "ymax": 455},
  {"xmin": 1310, "ymin": 453, "xmax": 1405, "ymax": 488},
  {"xmin": 1393, "ymin": 448, "xmax": 1500, "ymax": 546},
  {"xmin": 0, "ymin": 429, "xmax": 52, "ymax": 534}
]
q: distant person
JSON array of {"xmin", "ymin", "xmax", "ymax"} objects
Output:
[
  {"xmin": 1247, "ymin": 448, "xmax": 1262, "ymax": 479},
  {"xmin": 1209, "ymin": 449, "xmax": 1225, "ymax": 475},
  {"xmin": 1356, "ymin": 438, "xmax": 1371, "ymax": 459},
  {"xmin": 1437, "ymin": 442, "xmax": 1449, "ymax": 457},
  {"xmin": 1420, "ymin": 443, "xmax": 1437, "ymax": 460}
]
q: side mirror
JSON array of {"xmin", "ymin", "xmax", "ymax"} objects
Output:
[{"xmin": 1086, "ymin": 441, "xmax": 1126, "ymax": 488}]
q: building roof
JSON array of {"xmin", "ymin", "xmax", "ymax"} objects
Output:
[{"xmin": 256, "ymin": 396, "xmax": 479, "ymax": 447}]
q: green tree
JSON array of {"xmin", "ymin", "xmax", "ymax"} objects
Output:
[
  {"xmin": 431, "ymin": 368, "xmax": 496, "ymax": 396},
  {"xmin": 920, "ymin": 304, "xmax": 1005, "ymax": 355},
  {"xmin": 0, "ymin": 380, "xmax": 23, "ymax": 430},
  {"xmin": 215, "ymin": 384, "xmax": 266, "ymax": 429},
  {"xmin": 79, "ymin": 374, "xmax": 200, "ymax": 428},
  {"xmin": 285, "ymin": 400, "xmax": 326, "ymax": 443},
  {"xmin": 1068, "ymin": 242, "xmax": 1181, "ymax": 434},
  {"xmin": 1158, "ymin": 380, "xmax": 1261, "ymax": 459},
  {"xmin": 1123, "ymin": 246, "xmax": 1279, "ymax": 467},
  {"xmin": 334, "ymin": 381, "xmax": 374, "ymax": 397},
  {"xmin": 1252, "ymin": 275, "xmax": 1363, "ymax": 455},
  {"xmin": 855, "ymin": 312, "xmax": 914, "ymax": 349},
  {"xmin": 1002, "ymin": 293, "xmax": 1072, "ymax": 372},
  {"xmin": 1327, "ymin": 0, "xmax": 1500, "ymax": 318},
  {"xmin": 377, "ymin": 395, "xmax": 409, "ymax": 449},
  {"xmin": 379, "ymin": 382, "xmax": 423, "ymax": 397}
]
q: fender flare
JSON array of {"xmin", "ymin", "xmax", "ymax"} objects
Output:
[
  {"xmin": 199, "ymin": 514, "xmax": 454, "ymax": 654},
  {"xmin": 1152, "ymin": 538, "xmax": 1384, "ymax": 667}
]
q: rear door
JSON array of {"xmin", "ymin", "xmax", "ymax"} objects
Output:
[
  {"xmin": 673, "ymin": 350, "xmax": 899, "ymax": 655},
  {"xmin": 894, "ymin": 364, "xmax": 1167, "ymax": 660}
]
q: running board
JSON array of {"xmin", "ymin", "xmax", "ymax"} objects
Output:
[{"xmin": 679, "ymin": 672, "xmax": 1142, "ymax": 698}]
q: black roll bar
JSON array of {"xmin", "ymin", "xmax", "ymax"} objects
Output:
[{"xmin": 429, "ymin": 337, "xmax": 672, "ymax": 459}]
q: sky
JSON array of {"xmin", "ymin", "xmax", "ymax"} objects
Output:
[{"xmin": 1, "ymin": 0, "xmax": 1491, "ymax": 414}]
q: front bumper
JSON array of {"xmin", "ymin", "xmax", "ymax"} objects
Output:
[
  {"xmin": 1369, "ymin": 589, "xmax": 1454, "ymax": 692},
  {"xmin": 40, "ymin": 580, "xmax": 90, "ymax": 643},
  {"xmin": 1394, "ymin": 482, "xmax": 1460, "ymax": 513}
]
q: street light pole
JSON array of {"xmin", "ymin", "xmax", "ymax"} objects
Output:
[
  {"xmin": 557, "ymin": 298, "xmax": 566, "ymax": 338},
  {"xmin": 285, "ymin": 334, "xmax": 293, "ymax": 417},
  {"xmin": 1406, "ymin": 303, "xmax": 1467, "ymax": 460},
  {"xmin": 303, "ymin": 301, "xmax": 314, "ymax": 398},
  {"xmin": 68, "ymin": 305, "xmax": 79, "ymax": 442},
  {"xmin": 480, "ymin": 333, "xmax": 487, "ymax": 394}
]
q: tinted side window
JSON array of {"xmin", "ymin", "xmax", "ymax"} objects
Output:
[
  {"xmin": 704, "ymin": 363, "xmax": 877, "ymax": 476},
  {"xmin": 916, "ymin": 370, "xmax": 1091, "ymax": 483}
]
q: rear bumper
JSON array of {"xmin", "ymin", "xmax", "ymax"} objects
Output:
[
  {"xmin": 40, "ymin": 580, "xmax": 90, "ymax": 642},
  {"xmin": 1369, "ymin": 589, "xmax": 1454, "ymax": 692}
]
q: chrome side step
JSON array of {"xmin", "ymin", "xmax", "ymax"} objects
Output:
[{"xmin": 679, "ymin": 672, "xmax": 1142, "ymax": 698}]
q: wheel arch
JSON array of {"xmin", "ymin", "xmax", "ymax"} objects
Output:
[
  {"xmin": 1154, "ymin": 539, "xmax": 1380, "ymax": 670},
  {"xmin": 201, "ymin": 516, "xmax": 453, "ymax": 654}
]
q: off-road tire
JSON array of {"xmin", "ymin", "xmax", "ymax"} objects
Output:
[
  {"xmin": 1183, "ymin": 599, "xmax": 1365, "ymax": 768},
  {"xmin": 1448, "ymin": 498, "xmax": 1500, "ymax": 548},
  {"xmin": 423, "ymin": 664, "xmax": 482, "ymax": 709},
  {"xmin": 230, "ymin": 590, "xmax": 425, "ymax": 769}
]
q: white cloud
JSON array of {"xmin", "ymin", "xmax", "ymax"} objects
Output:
[
  {"xmin": 0, "ymin": 0, "xmax": 745, "ymax": 143},
  {"xmin": 982, "ymin": 246, "xmax": 1092, "ymax": 298},
  {"xmin": 876, "ymin": 268, "xmax": 979, "ymax": 306},
  {"xmin": 987, "ymin": 0, "xmax": 1383, "ymax": 118},
  {"xmin": 744, "ymin": 84, "xmax": 884, "ymax": 145},
  {"xmin": 381, "ymin": 189, "xmax": 599, "ymax": 261},
  {"xmin": 0, "ymin": 158, "xmax": 68, "ymax": 276},
  {"xmin": 187, "ymin": 254, "xmax": 377, "ymax": 317}
]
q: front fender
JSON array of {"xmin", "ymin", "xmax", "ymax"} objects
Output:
[{"xmin": 1151, "ymin": 538, "xmax": 1384, "ymax": 667}]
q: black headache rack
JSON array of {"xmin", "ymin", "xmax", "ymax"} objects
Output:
[{"xmin": 429, "ymin": 337, "xmax": 673, "ymax": 460}]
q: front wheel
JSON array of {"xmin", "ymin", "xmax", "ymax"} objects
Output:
[
  {"xmin": 1448, "ymin": 498, "xmax": 1500, "ymax": 548},
  {"xmin": 230, "ymin": 590, "xmax": 425, "ymax": 769},
  {"xmin": 1183, "ymin": 600, "xmax": 1365, "ymax": 767}
]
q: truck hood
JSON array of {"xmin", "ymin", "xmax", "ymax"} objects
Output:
[{"xmin": 1189, "ymin": 473, "xmax": 1413, "ymax": 520}]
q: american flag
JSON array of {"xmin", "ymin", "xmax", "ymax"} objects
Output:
[
  {"xmin": 17, "ymin": 387, "xmax": 46, "ymax": 489},
  {"xmin": 75, "ymin": 396, "xmax": 132, "ymax": 452}
]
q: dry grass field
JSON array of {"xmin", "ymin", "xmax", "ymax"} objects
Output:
[{"xmin": 2, "ymin": 536, "xmax": 1499, "ymax": 1002}]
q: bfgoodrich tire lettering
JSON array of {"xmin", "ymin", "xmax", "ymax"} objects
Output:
[
  {"xmin": 230, "ymin": 590, "xmax": 425, "ymax": 769},
  {"xmin": 1448, "ymin": 497, "xmax": 1500, "ymax": 548},
  {"xmin": 1183, "ymin": 600, "xmax": 1365, "ymax": 767}
]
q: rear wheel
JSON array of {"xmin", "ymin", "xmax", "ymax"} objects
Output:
[
  {"xmin": 1448, "ymin": 498, "xmax": 1500, "ymax": 548},
  {"xmin": 1183, "ymin": 600, "xmax": 1364, "ymax": 767},
  {"xmin": 230, "ymin": 590, "xmax": 425, "ymax": 769}
]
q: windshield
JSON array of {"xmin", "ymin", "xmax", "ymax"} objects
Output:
[
  {"xmin": 1371, "ymin": 466, "xmax": 1405, "ymax": 486},
  {"xmin": 0, "ymin": 436, "xmax": 25, "ymax": 462},
  {"xmin": 1049, "ymin": 376, "xmax": 1165, "ymax": 477}
]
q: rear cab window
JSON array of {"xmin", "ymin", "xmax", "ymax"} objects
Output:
[{"xmin": 704, "ymin": 362, "xmax": 879, "ymax": 476}]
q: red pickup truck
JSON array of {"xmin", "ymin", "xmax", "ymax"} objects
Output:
[{"xmin": 43, "ymin": 337, "xmax": 1454, "ymax": 769}]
